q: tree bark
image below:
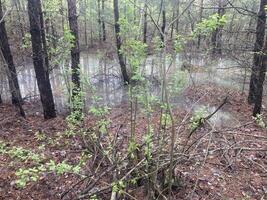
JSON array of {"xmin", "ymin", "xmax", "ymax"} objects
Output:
[
  {"xmin": 101, "ymin": 0, "xmax": 106, "ymax": 42},
  {"xmin": 248, "ymin": 0, "xmax": 267, "ymax": 104},
  {"xmin": 113, "ymin": 0, "xmax": 130, "ymax": 83},
  {"xmin": 211, "ymin": 0, "xmax": 226, "ymax": 55},
  {"xmin": 253, "ymin": 37, "xmax": 267, "ymax": 116},
  {"xmin": 0, "ymin": 0, "xmax": 24, "ymax": 118},
  {"xmin": 28, "ymin": 0, "xmax": 56, "ymax": 119},
  {"xmin": 37, "ymin": 0, "xmax": 49, "ymax": 73},
  {"xmin": 67, "ymin": 0, "xmax": 80, "ymax": 95},
  {"xmin": 160, "ymin": 2, "xmax": 166, "ymax": 44},
  {"xmin": 97, "ymin": 0, "xmax": 102, "ymax": 41},
  {"xmin": 143, "ymin": 0, "xmax": 148, "ymax": 44}
]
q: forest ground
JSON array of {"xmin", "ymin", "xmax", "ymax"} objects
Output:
[{"xmin": 0, "ymin": 84, "xmax": 266, "ymax": 200}]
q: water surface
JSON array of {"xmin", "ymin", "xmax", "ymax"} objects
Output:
[{"xmin": 1, "ymin": 52, "xmax": 245, "ymax": 127}]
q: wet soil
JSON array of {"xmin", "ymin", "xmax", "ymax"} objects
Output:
[{"xmin": 0, "ymin": 84, "xmax": 266, "ymax": 199}]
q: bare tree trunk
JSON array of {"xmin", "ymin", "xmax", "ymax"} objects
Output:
[
  {"xmin": 97, "ymin": 0, "xmax": 102, "ymax": 41},
  {"xmin": 0, "ymin": 0, "xmax": 24, "ymax": 117},
  {"xmin": 113, "ymin": 0, "xmax": 130, "ymax": 83},
  {"xmin": 143, "ymin": 0, "xmax": 148, "ymax": 44},
  {"xmin": 160, "ymin": 1, "xmax": 166, "ymax": 44},
  {"xmin": 253, "ymin": 36, "xmax": 267, "ymax": 116},
  {"xmin": 67, "ymin": 0, "xmax": 80, "ymax": 95},
  {"xmin": 211, "ymin": 0, "xmax": 226, "ymax": 55},
  {"xmin": 27, "ymin": 0, "xmax": 56, "ymax": 119},
  {"xmin": 248, "ymin": 0, "xmax": 267, "ymax": 104},
  {"xmin": 101, "ymin": 0, "xmax": 106, "ymax": 41},
  {"xmin": 37, "ymin": 0, "xmax": 49, "ymax": 73}
]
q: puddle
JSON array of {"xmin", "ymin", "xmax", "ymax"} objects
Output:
[
  {"xmin": 0, "ymin": 52, "xmax": 244, "ymax": 126},
  {"xmin": 192, "ymin": 104, "xmax": 239, "ymax": 128}
]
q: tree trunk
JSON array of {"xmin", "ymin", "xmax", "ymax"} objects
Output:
[
  {"xmin": 67, "ymin": 0, "xmax": 80, "ymax": 95},
  {"xmin": 143, "ymin": 0, "xmax": 148, "ymax": 44},
  {"xmin": 37, "ymin": 0, "xmax": 49, "ymax": 73},
  {"xmin": 27, "ymin": 0, "xmax": 56, "ymax": 119},
  {"xmin": 0, "ymin": 0, "xmax": 24, "ymax": 117},
  {"xmin": 160, "ymin": 2, "xmax": 166, "ymax": 44},
  {"xmin": 253, "ymin": 38, "xmax": 267, "ymax": 116},
  {"xmin": 113, "ymin": 0, "xmax": 130, "ymax": 83},
  {"xmin": 97, "ymin": 0, "xmax": 102, "ymax": 41},
  {"xmin": 101, "ymin": 0, "xmax": 106, "ymax": 42},
  {"xmin": 248, "ymin": 0, "xmax": 267, "ymax": 104},
  {"xmin": 211, "ymin": 0, "xmax": 226, "ymax": 55}
]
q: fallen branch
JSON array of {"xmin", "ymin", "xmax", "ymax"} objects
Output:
[{"xmin": 184, "ymin": 97, "xmax": 229, "ymax": 153}]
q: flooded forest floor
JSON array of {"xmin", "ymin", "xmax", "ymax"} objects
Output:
[{"xmin": 0, "ymin": 83, "xmax": 267, "ymax": 199}]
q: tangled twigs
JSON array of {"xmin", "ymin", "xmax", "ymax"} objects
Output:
[
  {"xmin": 189, "ymin": 96, "xmax": 228, "ymax": 137},
  {"xmin": 59, "ymin": 91, "xmax": 266, "ymax": 200},
  {"xmin": 187, "ymin": 127, "xmax": 214, "ymax": 199},
  {"xmin": 61, "ymin": 176, "xmax": 89, "ymax": 199},
  {"xmin": 183, "ymin": 96, "xmax": 229, "ymax": 153}
]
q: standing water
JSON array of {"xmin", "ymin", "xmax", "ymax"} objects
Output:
[{"xmin": 1, "ymin": 52, "xmax": 244, "ymax": 127}]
